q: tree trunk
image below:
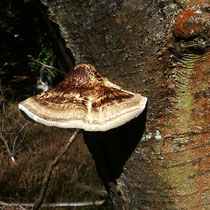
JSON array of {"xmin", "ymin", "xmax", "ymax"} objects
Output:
[{"xmin": 41, "ymin": 0, "xmax": 209, "ymax": 209}]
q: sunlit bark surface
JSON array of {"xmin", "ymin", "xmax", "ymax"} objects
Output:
[{"xmin": 41, "ymin": 0, "xmax": 209, "ymax": 209}]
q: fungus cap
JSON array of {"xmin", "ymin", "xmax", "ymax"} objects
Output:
[{"xmin": 19, "ymin": 64, "xmax": 147, "ymax": 131}]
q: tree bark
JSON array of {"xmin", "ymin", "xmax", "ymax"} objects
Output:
[{"xmin": 41, "ymin": 0, "xmax": 209, "ymax": 209}]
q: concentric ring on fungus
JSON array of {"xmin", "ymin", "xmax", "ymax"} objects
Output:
[{"xmin": 19, "ymin": 64, "xmax": 147, "ymax": 131}]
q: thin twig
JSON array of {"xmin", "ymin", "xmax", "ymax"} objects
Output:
[
  {"xmin": 0, "ymin": 133, "xmax": 16, "ymax": 163},
  {"xmin": 1, "ymin": 119, "xmax": 4, "ymax": 133},
  {"xmin": 12, "ymin": 123, "xmax": 29, "ymax": 158},
  {"xmin": 0, "ymin": 80, "xmax": 6, "ymax": 113},
  {"xmin": 27, "ymin": 55, "xmax": 67, "ymax": 76},
  {"xmin": 0, "ymin": 199, "xmax": 111, "ymax": 208},
  {"xmin": 33, "ymin": 129, "xmax": 80, "ymax": 210},
  {"xmin": 0, "ymin": 121, "xmax": 31, "ymax": 164},
  {"xmin": 16, "ymin": 126, "xmax": 30, "ymax": 151},
  {"xmin": 28, "ymin": 55, "xmax": 55, "ymax": 77}
]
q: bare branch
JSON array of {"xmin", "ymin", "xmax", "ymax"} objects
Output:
[
  {"xmin": 0, "ymin": 133, "xmax": 16, "ymax": 163},
  {"xmin": 12, "ymin": 123, "xmax": 29, "ymax": 157},
  {"xmin": 0, "ymin": 199, "xmax": 111, "ymax": 208},
  {"xmin": 33, "ymin": 129, "xmax": 80, "ymax": 210},
  {"xmin": 0, "ymin": 119, "xmax": 32, "ymax": 164},
  {"xmin": 16, "ymin": 126, "xmax": 30, "ymax": 152},
  {"xmin": 0, "ymin": 80, "xmax": 7, "ymax": 113},
  {"xmin": 27, "ymin": 55, "xmax": 67, "ymax": 76},
  {"xmin": 1, "ymin": 119, "xmax": 4, "ymax": 133}
]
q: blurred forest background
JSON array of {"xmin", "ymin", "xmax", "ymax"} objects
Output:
[{"xmin": 0, "ymin": 0, "xmax": 109, "ymax": 209}]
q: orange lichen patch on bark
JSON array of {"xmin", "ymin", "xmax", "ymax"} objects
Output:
[
  {"xmin": 174, "ymin": 10, "xmax": 201, "ymax": 39},
  {"xmin": 194, "ymin": 0, "xmax": 210, "ymax": 4},
  {"xmin": 179, "ymin": 0, "xmax": 210, "ymax": 9}
]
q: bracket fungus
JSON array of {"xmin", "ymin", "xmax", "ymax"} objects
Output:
[{"xmin": 19, "ymin": 64, "xmax": 147, "ymax": 131}]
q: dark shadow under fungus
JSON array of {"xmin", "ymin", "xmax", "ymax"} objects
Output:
[{"xmin": 83, "ymin": 103, "xmax": 147, "ymax": 192}]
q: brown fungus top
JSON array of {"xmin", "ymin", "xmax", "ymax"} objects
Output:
[{"xmin": 19, "ymin": 64, "xmax": 147, "ymax": 131}]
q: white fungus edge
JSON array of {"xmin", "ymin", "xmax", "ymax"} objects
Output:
[{"xmin": 18, "ymin": 97, "xmax": 147, "ymax": 132}]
